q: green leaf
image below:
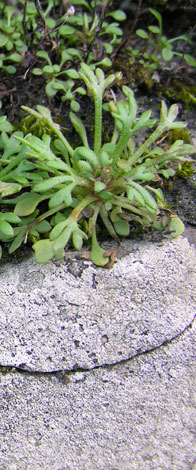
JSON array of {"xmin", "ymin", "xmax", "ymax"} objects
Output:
[
  {"xmin": 114, "ymin": 220, "xmax": 130, "ymax": 236},
  {"xmin": 77, "ymin": 160, "xmax": 92, "ymax": 173},
  {"xmin": 45, "ymin": 64, "xmax": 59, "ymax": 75},
  {"xmin": 53, "ymin": 227, "xmax": 72, "ymax": 252},
  {"xmin": 128, "ymin": 182, "xmax": 157, "ymax": 211},
  {"xmin": 75, "ymin": 86, "xmax": 86, "ymax": 95},
  {"xmin": 136, "ymin": 29, "xmax": 149, "ymax": 39},
  {"xmin": 32, "ymin": 68, "xmax": 43, "ymax": 76},
  {"xmin": 65, "ymin": 69, "xmax": 80, "ymax": 79},
  {"xmin": 51, "ymin": 212, "xmax": 67, "ymax": 226},
  {"xmin": 34, "ymin": 220, "xmax": 51, "ymax": 233},
  {"xmin": 146, "ymin": 187, "xmax": 165, "ymax": 203},
  {"xmin": 70, "ymin": 100, "xmax": 80, "ymax": 112},
  {"xmin": 33, "ymin": 239, "xmax": 54, "ymax": 263},
  {"xmin": 36, "ymin": 50, "xmax": 51, "ymax": 63},
  {"xmin": 148, "ymin": 26, "xmax": 160, "ymax": 34},
  {"xmin": 15, "ymin": 133, "xmax": 55, "ymax": 161},
  {"xmin": 159, "ymin": 168, "xmax": 175, "ymax": 179},
  {"xmin": 47, "ymin": 159, "xmax": 72, "ymax": 172},
  {"xmin": 95, "ymin": 57, "xmax": 112, "ymax": 68},
  {"xmin": 0, "ymin": 116, "xmax": 13, "ymax": 133},
  {"xmin": 130, "ymin": 166, "xmax": 155, "ymax": 182},
  {"xmin": 108, "ymin": 10, "xmax": 126, "ymax": 21},
  {"xmin": 127, "ymin": 187, "xmax": 145, "ymax": 206},
  {"xmin": 184, "ymin": 54, "xmax": 196, "ymax": 67},
  {"xmin": 94, "ymin": 181, "xmax": 106, "ymax": 192},
  {"xmin": 6, "ymin": 53, "xmax": 22, "ymax": 63},
  {"xmin": 162, "ymin": 47, "xmax": 173, "ymax": 62},
  {"xmin": 72, "ymin": 231, "xmax": 83, "ymax": 250},
  {"xmin": 101, "ymin": 143, "xmax": 116, "ymax": 154},
  {"xmin": 70, "ymin": 112, "xmax": 89, "ymax": 147},
  {"xmin": 90, "ymin": 230, "xmax": 108, "ymax": 266},
  {"xmin": 33, "ymin": 176, "xmax": 70, "ymax": 192},
  {"xmin": 152, "ymin": 220, "xmax": 164, "ymax": 231},
  {"xmin": 149, "ymin": 8, "xmax": 162, "ymax": 30},
  {"xmin": 102, "ymin": 24, "xmax": 122, "ymax": 36},
  {"xmin": 0, "ymin": 181, "xmax": 21, "ymax": 197},
  {"xmin": 59, "ymin": 25, "xmax": 75, "ymax": 36},
  {"xmin": 169, "ymin": 34, "xmax": 189, "ymax": 43},
  {"xmin": 45, "ymin": 81, "xmax": 58, "ymax": 97},
  {"xmin": 0, "ymin": 213, "xmax": 21, "ymax": 223},
  {"xmin": 50, "ymin": 220, "xmax": 67, "ymax": 240},
  {"xmin": 4, "ymin": 65, "xmax": 16, "ymax": 74},
  {"xmin": 49, "ymin": 186, "xmax": 73, "ymax": 208},
  {"xmin": 1, "ymin": 131, "xmax": 22, "ymax": 158},
  {"xmin": 14, "ymin": 193, "xmax": 47, "ymax": 216},
  {"xmin": 101, "ymin": 44, "xmax": 112, "ymax": 56},
  {"xmin": 0, "ymin": 219, "xmax": 14, "ymax": 238},
  {"xmin": 99, "ymin": 191, "xmax": 114, "ymax": 201},
  {"xmin": 71, "ymin": 0, "xmax": 90, "ymax": 8},
  {"xmin": 134, "ymin": 110, "xmax": 156, "ymax": 132},
  {"xmin": 0, "ymin": 34, "xmax": 8, "ymax": 47},
  {"xmin": 104, "ymin": 201, "xmax": 112, "ymax": 211},
  {"xmin": 9, "ymin": 226, "xmax": 27, "ymax": 253},
  {"xmin": 74, "ymin": 147, "xmax": 98, "ymax": 168},
  {"xmin": 67, "ymin": 48, "xmax": 83, "ymax": 59},
  {"xmin": 46, "ymin": 18, "xmax": 56, "ymax": 28},
  {"xmin": 169, "ymin": 216, "xmax": 185, "ymax": 237},
  {"xmin": 35, "ymin": 105, "xmax": 52, "ymax": 120}
]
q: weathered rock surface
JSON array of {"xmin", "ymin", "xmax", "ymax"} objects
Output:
[
  {"xmin": 0, "ymin": 238, "xmax": 195, "ymax": 372},
  {"xmin": 0, "ymin": 322, "xmax": 196, "ymax": 470},
  {"xmin": 0, "ymin": 236, "xmax": 195, "ymax": 469}
]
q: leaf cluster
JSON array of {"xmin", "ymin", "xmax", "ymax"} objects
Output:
[
  {"xmin": 0, "ymin": 64, "xmax": 195, "ymax": 265},
  {"xmin": 127, "ymin": 8, "xmax": 196, "ymax": 70},
  {"xmin": 0, "ymin": 0, "xmax": 126, "ymax": 110}
]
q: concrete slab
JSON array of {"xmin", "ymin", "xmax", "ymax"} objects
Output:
[
  {"xmin": 0, "ymin": 321, "xmax": 195, "ymax": 470},
  {"xmin": 0, "ymin": 237, "xmax": 195, "ymax": 372},
  {"xmin": 0, "ymin": 236, "xmax": 196, "ymax": 469}
]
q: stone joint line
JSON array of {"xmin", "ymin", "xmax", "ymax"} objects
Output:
[{"xmin": 0, "ymin": 313, "xmax": 195, "ymax": 378}]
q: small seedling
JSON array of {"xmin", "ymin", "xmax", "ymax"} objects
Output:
[{"xmin": 127, "ymin": 8, "xmax": 196, "ymax": 70}]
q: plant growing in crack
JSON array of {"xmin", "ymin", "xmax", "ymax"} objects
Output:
[{"xmin": 0, "ymin": 64, "xmax": 195, "ymax": 266}]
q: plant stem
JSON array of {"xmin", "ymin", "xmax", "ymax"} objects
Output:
[
  {"xmin": 51, "ymin": 124, "xmax": 74, "ymax": 162},
  {"xmin": 113, "ymin": 196, "xmax": 152, "ymax": 218},
  {"xmin": 129, "ymin": 124, "xmax": 166, "ymax": 165},
  {"xmin": 93, "ymin": 93, "xmax": 102, "ymax": 161},
  {"xmin": 71, "ymin": 194, "xmax": 98, "ymax": 221},
  {"xmin": 99, "ymin": 206, "xmax": 119, "ymax": 241},
  {"xmin": 111, "ymin": 125, "xmax": 133, "ymax": 165},
  {"xmin": 28, "ymin": 203, "xmax": 67, "ymax": 228}
]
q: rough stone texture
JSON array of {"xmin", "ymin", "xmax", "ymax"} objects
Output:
[
  {"xmin": 0, "ymin": 236, "xmax": 196, "ymax": 469},
  {"xmin": 0, "ymin": 237, "xmax": 195, "ymax": 372},
  {"xmin": 0, "ymin": 322, "xmax": 195, "ymax": 470}
]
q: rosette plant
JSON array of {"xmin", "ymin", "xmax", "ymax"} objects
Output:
[{"xmin": 0, "ymin": 64, "xmax": 195, "ymax": 266}]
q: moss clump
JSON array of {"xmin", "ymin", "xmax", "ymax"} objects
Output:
[
  {"xmin": 177, "ymin": 161, "xmax": 194, "ymax": 178},
  {"xmin": 165, "ymin": 82, "xmax": 196, "ymax": 109},
  {"xmin": 168, "ymin": 128, "xmax": 191, "ymax": 144},
  {"xmin": 168, "ymin": 129, "xmax": 194, "ymax": 178}
]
